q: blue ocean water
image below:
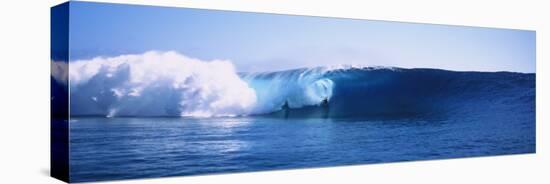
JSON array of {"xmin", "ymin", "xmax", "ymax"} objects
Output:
[
  {"xmin": 70, "ymin": 115, "xmax": 534, "ymax": 182},
  {"xmin": 67, "ymin": 68, "xmax": 535, "ymax": 182}
]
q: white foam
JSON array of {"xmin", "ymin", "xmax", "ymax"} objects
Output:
[{"xmin": 58, "ymin": 51, "xmax": 257, "ymax": 117}]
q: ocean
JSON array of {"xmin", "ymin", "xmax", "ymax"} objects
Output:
[{"xmin": 64, "ymin": 67, "xmax": 535, "ymax": 182}]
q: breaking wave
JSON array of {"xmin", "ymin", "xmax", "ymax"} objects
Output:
[
  {"xmin": 51, "ymin": 51, "xmax": 535, "ymax": 118},
  {"xmin": 61, "ymin": 51, "xmax": 257, "ymax": 117}
]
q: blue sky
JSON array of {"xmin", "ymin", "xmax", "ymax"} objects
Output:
[{"xmin": 68, "ymin": 1, "xmax": 535, "ymax": 73}]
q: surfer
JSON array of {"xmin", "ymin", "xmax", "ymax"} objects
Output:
[
  {"xmin": 282, "ymin": 100, "xmax": 290, "ymax": 118},
  {"xmin": 321, "ymin": 97, "xmax": 329, "ymax": 118},
  {"xmin": 321, "ymin": 97, "xmax": 329, "ymax": 107},
  {"xmin": 282, "ymin": 100, "xmax": 290, "ymax": 110}
]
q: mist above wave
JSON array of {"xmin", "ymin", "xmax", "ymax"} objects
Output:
[{"xmin": 61, "ymin": 51, "xmax": 257, "ymax": 117}]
